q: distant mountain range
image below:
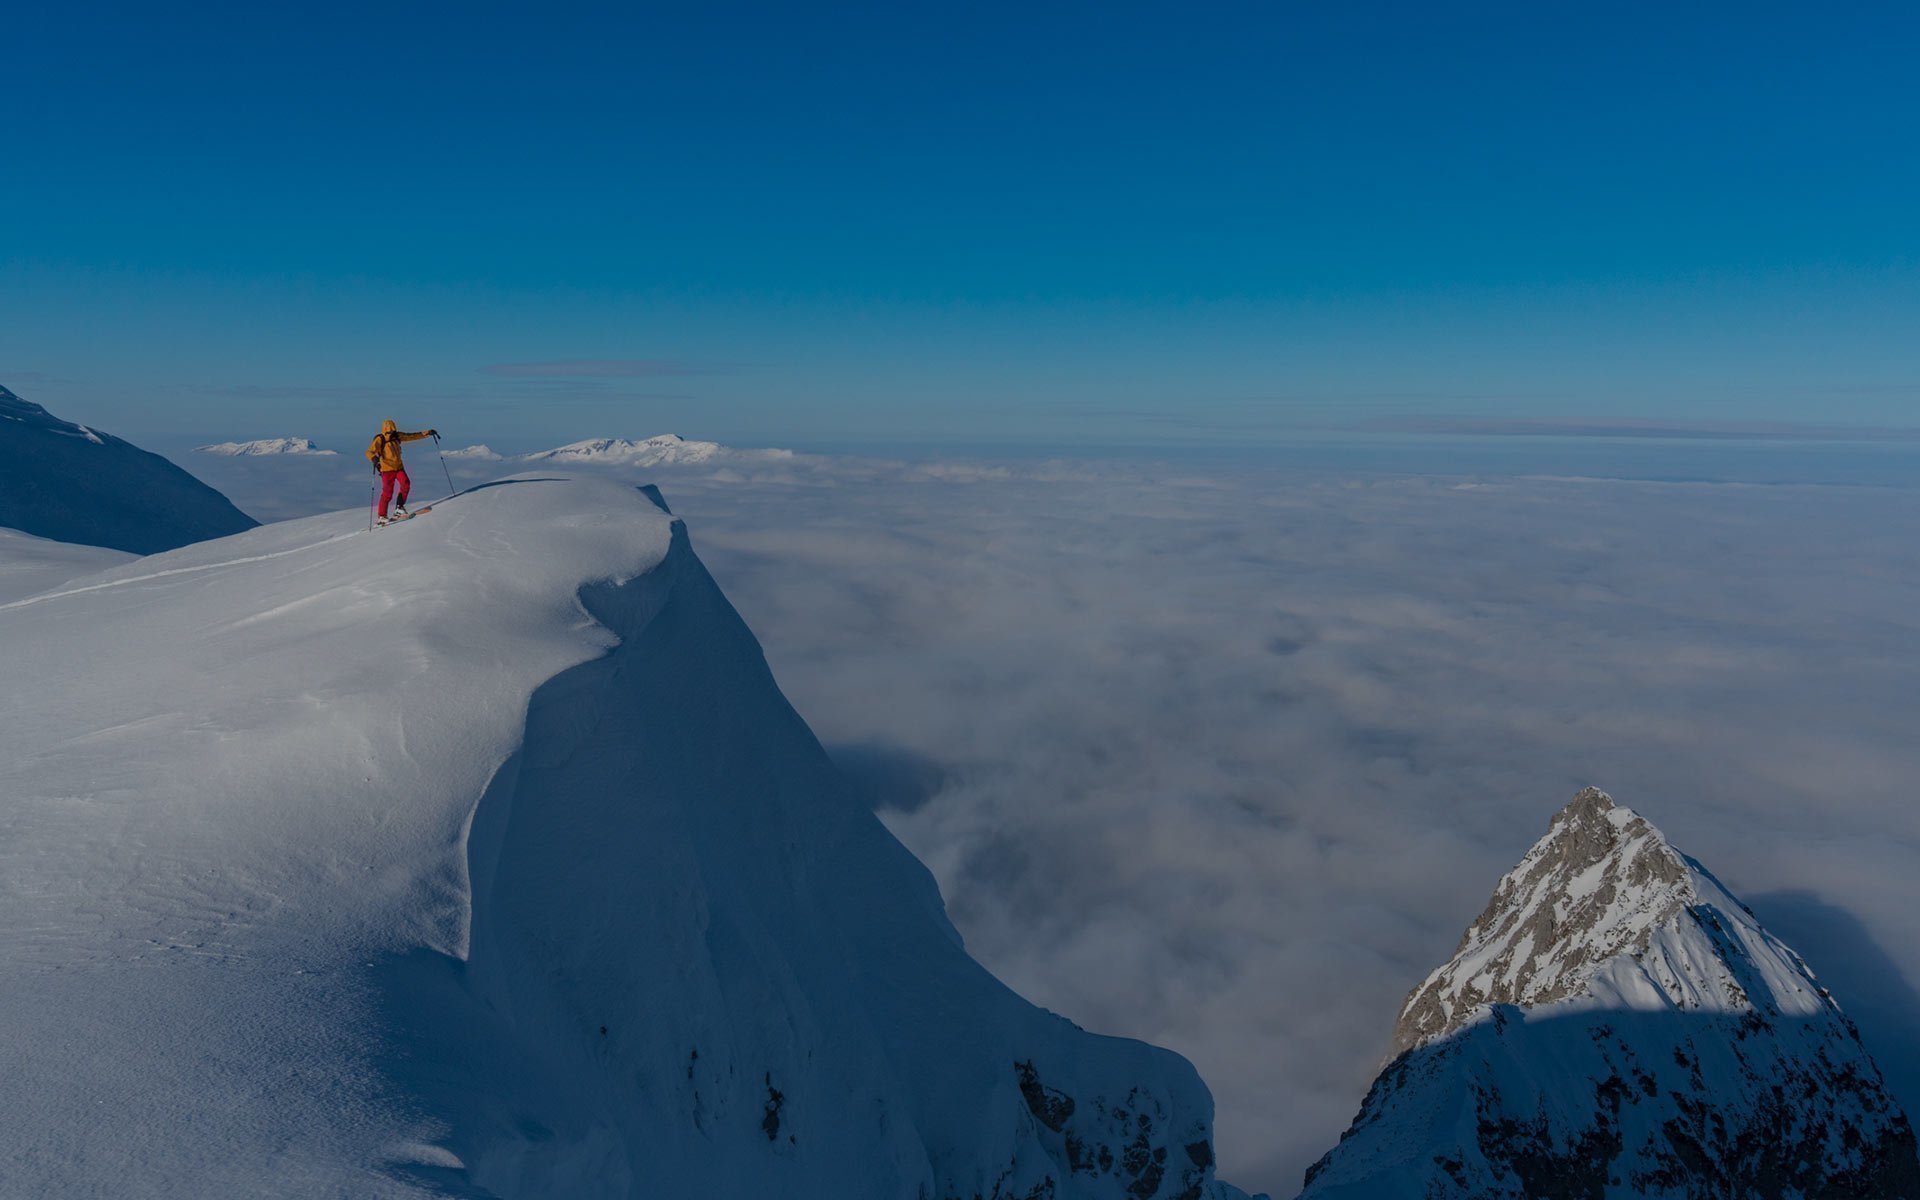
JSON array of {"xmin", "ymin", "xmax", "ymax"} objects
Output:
[
  {"xmin": 439, "ymin": 443, "xmax": 503, "ymax": 460},
  {"xmin": 196, "ymin": 437, "xmax": 336, "ymax": 456},
  {"xmin": 187, "ymin": 432, "xmax": 794, "ymax": 468},
  {"xmin": 522, "ymin": 434, "xmax": 794, "ymax": 467}
]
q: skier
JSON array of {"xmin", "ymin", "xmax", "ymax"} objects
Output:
[{"xmin": 367, "ymin": 419, "xmax": 438, "ymax": 523}]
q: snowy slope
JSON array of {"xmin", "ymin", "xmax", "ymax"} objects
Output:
[
  {"xmin": 197, "ymin": 437, "xmax": 337, "ymax": 455},
  {"xmin": 0, "ymin": 384, "xmax": 258, "ymax": 552},
  {"xmin": 1298, "ymin": 788, "xmax": 1919, "ymax": 1199},
  {"xmin": 0, "ymin": 526, "xmax": 136, "ymax": 603},
  {"xmin": 0, "ymin": 475, "xmax": 1248, "ymax": 1200},
  {"xmin": 521, "ymin": 434, "xmax": 792, "ymax": 468}
]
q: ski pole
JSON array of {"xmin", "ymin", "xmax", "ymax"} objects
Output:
[
  {"xmin": 369, "ymin": 478, "xmax": 376, "ymax": 532},
  {"xmin": 433, "ymin": 432, "xmax": 456, "ymax": 499}
]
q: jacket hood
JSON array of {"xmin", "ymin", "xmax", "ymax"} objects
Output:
[{"xmin": 381, "ymin": 419, "xmax": 398, "ymax": 434}]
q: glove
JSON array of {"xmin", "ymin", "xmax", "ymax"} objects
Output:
[{"xmin": 428, "ymin": 428, "xmax": 439, "ymax": 437}]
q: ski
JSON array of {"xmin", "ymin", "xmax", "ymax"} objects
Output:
[{"xmin": 375, "ymin": 505, "xmax": 433, "ymax": 528}]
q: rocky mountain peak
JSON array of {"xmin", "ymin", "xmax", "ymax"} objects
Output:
[
  {"xmin": 1301, "ymin": 788, "xmax": 1920, "ymax": 1199},
  {"xmin": 1392, "ymin": 787, "xmax": 1699, "ymax": 1053}
]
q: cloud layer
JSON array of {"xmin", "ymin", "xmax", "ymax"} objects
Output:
[
  {"xmin": 1356, "ymin": 414, "xmax": 1920, "ymax": 440},
  {"xmin": 182, "ymin": 441, "xmax": 1920, "ymax": 1196},
  {"xmin": 658, "ymin": 460, "xmax": 1920, "ymax": 1195}
]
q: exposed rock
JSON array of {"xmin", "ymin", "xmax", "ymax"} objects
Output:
[{"xmin": 1393, "ymin": 787, "xmax": 1696, "ymax": 1055}]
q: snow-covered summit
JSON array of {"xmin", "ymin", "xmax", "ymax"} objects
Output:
[
  {"xmin": 1391, "ymin": 787, "xmax": 1825, "ymax": 1054},
  {"xmin": 440, "ymin": 443, "xmax": 503, "ymax": 460},
  {"xmin": 0, "ymin": 476, "xmax": 1248, "ymax": 1200},
  {"xmin": 0, "ymin": 383, "xmax": 257, "ymax": 553},
  {"xmin": 521, "ymin": 433, "xmax": 793, "ymax": 467},
  {"xmin": 1298, "ymin": 788, "xmax": 1919, "ymax": 1199},
  {"xmin": 522, "ymin": 433, "xmax": 726, "ymax": 465},
  {"xmin": 195, "ymin": 437, "xmax": 336, "ymax": 456}
]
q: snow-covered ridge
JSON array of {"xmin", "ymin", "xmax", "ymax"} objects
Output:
[
  {"xmin": 522, "ymin": 433, "xmax": 793, "ymax": 467},
  {"xmin": 0, "ymin": 476, "xmax": 1247, "ymax": 1200},
  {"xmin": 440, "ymin": 443, "xmax": 503, "ymax": 460},
  {"xmin": 195, "ymin": 437, "xmax": 336, "ymax": 456}
]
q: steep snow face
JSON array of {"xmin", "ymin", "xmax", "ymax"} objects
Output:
[
  {"xmin": 0, "ymin": 527, "xmax": 136, "ymax": 603},
  {"xmin": 0, "ymin": 476, "xmax": 1245, "ymax": 1200},
  {"xmin": 1299, "ymin": 789, "xmax": 1919, "ymax": 1200},
  {"xmin": 521, "ymin": 433, "xmax": 792, "ymax": 467},
  {"xmin": 0, "ymin": 384, "xmax": 258, "ymax": 553},
  {"xmin": 197, "ymin": 437, "xmax": 337, "ymax": 455}
]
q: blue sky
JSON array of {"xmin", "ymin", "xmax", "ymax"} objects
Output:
[{"xmin": 4, "ymin": 1, "xmax": 1917, "ymax": 447}]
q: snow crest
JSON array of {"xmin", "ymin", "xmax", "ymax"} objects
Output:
[{"xmin": 521, "ymin": 434, "xmax": 794, "ymax": 468}]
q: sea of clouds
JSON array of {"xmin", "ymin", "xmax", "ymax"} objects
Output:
[{"xmin": 182, "ymin": 435, "xmax": 1920, "ymax": 1196}]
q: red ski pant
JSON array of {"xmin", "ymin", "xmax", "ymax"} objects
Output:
[{"xmin": 377, "ymin": 468, "xmax": 411, "ymax": 517}]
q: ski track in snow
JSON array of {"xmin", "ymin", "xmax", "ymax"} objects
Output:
[
  {"xmin": 0, "ymin": 532, "xmax": 361, "ymax": 612},
  {"xmin": 0, "ymin": 494, "xmax": 463, "ymax": 614}
]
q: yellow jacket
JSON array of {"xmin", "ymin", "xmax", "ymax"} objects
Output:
[{"xmin": 367, "ymin": 420, "xmax": 432, "ymax": 471}]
